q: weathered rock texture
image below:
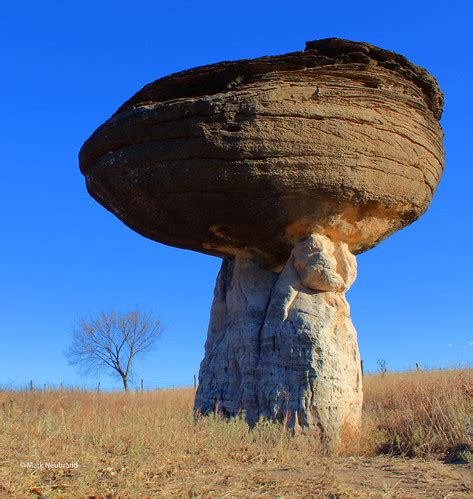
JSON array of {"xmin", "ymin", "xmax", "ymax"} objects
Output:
[
  {"xmin": 79, "ymin": 38, "xmax": 445, "ymax": 451},
  {"xmin": 195, "ymin": 234, "xmax": 362, "ymax": 450},
  {"xmin": 79, "ymin": 38, "xmax": 444, "ymax": 271}
]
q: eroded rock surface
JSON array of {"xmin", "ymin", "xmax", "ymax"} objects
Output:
[
  {"xmin": 79, "ymin": 38, "xmax": 445, "ymax": 452},
  {"xmin": 195, "ymin": 234, "xmax": 362, "ymax": 450},
  {"xmin": 79, "ymin": 38, "xmax": 445, "ymax": 270}
]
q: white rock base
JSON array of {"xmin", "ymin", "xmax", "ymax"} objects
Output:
[{"xmin": 194, "ymin": 234, "xmax": 363, "ymax": 451}]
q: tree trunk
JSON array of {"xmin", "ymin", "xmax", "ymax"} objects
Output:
[
  {"xmin": 194, "ymin": 234, "xmax": 363, "ymax": 452},
  {"xmin": 122, "ymin": 376, "xmax": 129, "ymax": 392}
]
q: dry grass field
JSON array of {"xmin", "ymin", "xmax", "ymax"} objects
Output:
[{"xmin": 0, "ymin": 369, "xmax": 471, "ymax": 496}]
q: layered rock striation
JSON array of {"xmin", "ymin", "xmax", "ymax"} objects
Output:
[{"xmin": 79, "ymin": 38, "xmax": 444, "ymax": 271}]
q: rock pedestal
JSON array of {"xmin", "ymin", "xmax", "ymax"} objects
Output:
[{"xmin": 195, "ymin": 234, "xmax": 362, "ymax": 450}]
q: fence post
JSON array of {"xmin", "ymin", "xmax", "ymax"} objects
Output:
[
  {"xmin": 30, "ymin": 380, "xmax": 34, "ymax": 392},
  {"xmin": 43, "ymin": 383, "xmax": 46, "ymax": 392},
  {"xmin": 194, "ymin": 374, "xmax": 197, "ymax": 389},
  {"xmin": 141, "ymin": 378, "xmax": 144, "ymax": 393},
  {"xmin": 97, "ymin": 382, "xmax": 100, "ymax": 393},
  {"xmin": 360, "ymin": 360, "xmax": 364, "ymax": 377}
]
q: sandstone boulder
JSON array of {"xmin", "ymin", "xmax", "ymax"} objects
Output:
[{"xmin": 79, "ymin": 38, "xmax": 444, "ymax": 270}]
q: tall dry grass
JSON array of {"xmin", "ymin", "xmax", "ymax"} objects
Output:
[
  {"xmin": 360, "ymin": 369, "xmax": 472, "ymax": 458},
  {"xmin": 0, "ymin": 369, "xmax": 471, "ymax": 495}
]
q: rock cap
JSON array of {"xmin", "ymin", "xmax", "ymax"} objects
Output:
[{"xmin": 80, "ymin": 38, "xmax": 445, "ymax": 269}]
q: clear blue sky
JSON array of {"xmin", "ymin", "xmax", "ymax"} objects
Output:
[{"xmin": 1, "ymin": 1, "xmax": 472, "ymax": 390}]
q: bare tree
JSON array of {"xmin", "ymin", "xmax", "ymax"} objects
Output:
[
  {"xmin": 377, "ymin": 358, "xmax": 388, "ymax": 377},
  {"xmin": 66, "ymin": 309, "xmax": 162, "ymax": 391}
]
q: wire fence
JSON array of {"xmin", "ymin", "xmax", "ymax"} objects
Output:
[
  {"xmin": 1, "ymin": 363, "xmax": 470, "ymax": 393},
  {"xmin": 0, "ymin": 377, "xmax": 197, "ymax": 393}
]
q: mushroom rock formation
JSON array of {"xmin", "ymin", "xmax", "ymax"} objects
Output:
[{"xmin": 79, "ymin": 38, "xmax": 444, "ymax": 451}]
